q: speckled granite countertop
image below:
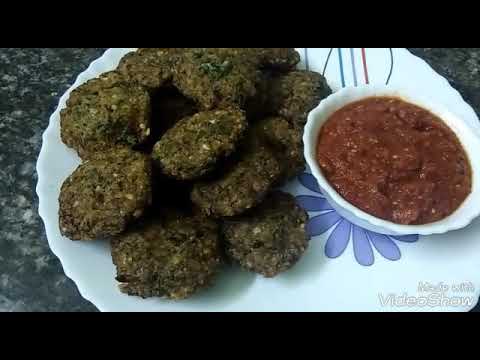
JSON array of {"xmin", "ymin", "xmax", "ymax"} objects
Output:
[{"xmin": 0, "ymin": 48, "xmax": 479, "ymax": 312}]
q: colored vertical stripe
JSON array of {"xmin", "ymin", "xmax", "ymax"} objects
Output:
[
  {"xmin": 337, "ymin": 48, "xmax": 346, "ymax": 88},
  {"xmin": 361, "ymin": 48, "xmax": 370, "ymax": 84},
  {"xmin": 304, "ymin": 48, "xmax": 310, "ymax": 71},
  {"xmin": 349, "ymin": 48, "xmax": 358, "ymax": 86}
]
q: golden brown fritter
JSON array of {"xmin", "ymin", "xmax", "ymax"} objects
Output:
[
  {"xmin": 111, "ymin": 213, "xmax": 221, "ymax": 300},
  {"xmin": 117, "ymin": 48, "xmax": 181, "ymax": 90},
  {"xmin": 268, "ymin": 70, "xmax": 332, "ymax": 126},
  {"xmin": 152, "ymin": 108, "xmax": 247, "ymax": 180},
  {"xmin": 253, "ymin": 48, "xmax": 301, "ymax": 70},
  {"xmin": 245, "ymin": 69, "xmax": 331, "ymax": 125},
  {"xmin": 253, "ymin": 116, "xmax": 305, "ymax": 183},
  {"xmin": 223, "ymin": 192, "xmax": 309, "ymax": 278},
  {"xmin": 59, "ymin": 148, "xmax": 152, "ymax": 241},
  {"xmin": 60, "ymin": 71, "xmax": 151, "ymax": 159},
  {"xmin": 66, "ymin": 71, "xmax": 126, "ymax": 104},
  {"xmin": 172, "ymin": 48, "xmax": 261, "ymax": 110},
  {"xmin": 191, "ymin": 141, "xmax": 282, "ymax": 218}
]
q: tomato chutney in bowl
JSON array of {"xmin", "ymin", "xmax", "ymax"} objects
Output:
[{"xmin": 304, "ymin": 85, "xmax": 480, "ymax": 236}]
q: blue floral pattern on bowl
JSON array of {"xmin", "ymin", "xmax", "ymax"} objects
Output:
[{"xmin": 296, "ymin": 172, "xmax": 419, "ymax": 266}]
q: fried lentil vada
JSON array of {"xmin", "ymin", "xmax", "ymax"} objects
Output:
[
  {"xmin": 152, "ymin": 108, "xmax": 247, "ymax": 180},
  {"xmin": 117, "ymin": 48, "xmax": 181, "ymax": 90},
  {"xmin": 59, "ymin": 147, "xmax": 152, "ymax": 241},
  {"xmin": 191, "ymin": 140, "xmax": 282, "ymax": 218},
  {"xmin": 253, "ymin": 48, "xmax": 301, "ymax": 70},
  {"xmin": 253, "ymin": 116, "xmax": 305, "ymax": 183},
  {"xmin": 172, "ymin": 48, "xmax": 260, "ymax": 110},
  {"xmin": 60, "ymin": 71, "xmax": 151, "ymax": 159},
  {"xmin": 268, "ymin": 70, "xmax": 332, "ymax": 126},
  {"xmin": 111, "ymin": 213, "xmax": 221, "ymax": 300},
  {"xmin": 57, "ymin": 48, "xmax": 326, "ymax": 301},
  {"xmin": 223, "ymin": 192, "xmax": 309, "ymax": 277}
]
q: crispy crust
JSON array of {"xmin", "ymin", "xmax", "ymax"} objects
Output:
[
  {"xmin": 223, "ymin": 192, "xmax": 309, "ymax": 277},
  {"xmin": 60, "ymin": 71, "xmax": 151, "ymax": 159},
  {"xmin": 59, "ymin": 148, "xmax": 152, "ymax": 241},
  {"xmin": 268, "ymin": 70, "xmax": 332, "ymax": 126},
  {"xmin": 191, "ymin": 142, "xmax": 282, "ymax": 218},
  {"xmin": 254, "ymin": 48, "xmax": 301, "ymax": 70},
  {"xmin": 153, "ymin": 108, "xmax": 247, "ymax": 180},
  {"xmin": 111, "ymin": 213, "xmax": 221, "ymax": 300},
  {"xmin": 253, "ymin": 116, "xmax": 305, "ymax": 183},
  {"xmin": 172, "ymin": 48, "xmax": 260, "ymax": 110},
  {"xmin": 117, "ymin": 48, "xmax": 181, "ymax": 90}
]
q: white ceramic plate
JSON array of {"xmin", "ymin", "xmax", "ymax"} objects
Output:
[{"xmin": 37, "ymin": 48, "xmax": 480, "ymax": 312}]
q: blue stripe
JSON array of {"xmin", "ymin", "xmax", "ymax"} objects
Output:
[
  {"xmin": 305, "ymin": 48, "xmax": 310, "ymax": 71},
  {"xmin": 350, "ymin": 48, "xmax": 358, "ymax": 86},
  {"xmin": 338, "ymin": 48, "xmax": 346, "ymax": 88}
]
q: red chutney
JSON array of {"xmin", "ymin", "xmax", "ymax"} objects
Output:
[{"xmin": 316, "ymin": 97, "xmax": 472, "ymax": 225}]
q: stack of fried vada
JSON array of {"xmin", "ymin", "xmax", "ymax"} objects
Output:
[{"xmin": 59, "ymin": 48, "xmax": 332, "ymax": 300}]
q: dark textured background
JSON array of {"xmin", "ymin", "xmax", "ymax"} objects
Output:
[{"xmin": 0, "ymin": 48, "xmax": 478, "ymax": 312}]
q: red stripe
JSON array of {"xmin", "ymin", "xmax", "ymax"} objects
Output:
[{"xmin": 361, "ymin": 48, "xmax": 370, "ymax": 84}]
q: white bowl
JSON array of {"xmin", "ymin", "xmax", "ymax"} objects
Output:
[{"xmin": 304, "ymin": 84, "xmax": 480, "ymax": 236}]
